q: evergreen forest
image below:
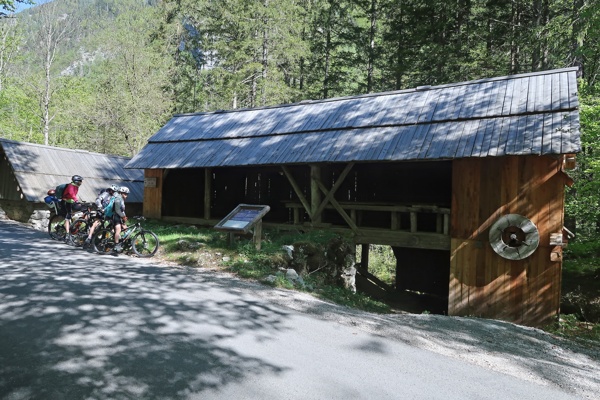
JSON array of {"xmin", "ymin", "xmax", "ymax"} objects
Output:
[{"xmin": 1, "ymin": 0, "xmax": 600, "ymax": 239}]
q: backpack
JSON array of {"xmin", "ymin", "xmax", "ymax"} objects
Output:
[
  {"xmin": 96, "ymin": 189, "xmax": 111, "ymax": 208},
  {"xmin": 103, "ymin": 196, "xmax": 117, "ymax": 217},
  {"xmin": 55, "ymin": 183, "xmax": 68, "ymax": 199}
]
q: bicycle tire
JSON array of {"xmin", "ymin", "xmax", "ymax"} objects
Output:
[
  {"xmin": 93, "ymin": 228, "xmax": 115, "ymax": 254},
  {"xmin": 131, "ymin": 230, "xmax": 159, "ymax": 257},
  {"xmin": 70, "ymin": 218, "xmax": 90, "ymax": 247},
  {"xmin": 48, "ymin": 214, "xmax": 66, "ymax": 240}
]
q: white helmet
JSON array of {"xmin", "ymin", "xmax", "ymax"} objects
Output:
[
  {"xmin": 119, "ymin": 186, "xmax": 130, "ymax": 194},
  {"xmin": 110, "ymin": 184, "xmax": 119, "ymax": 192}
]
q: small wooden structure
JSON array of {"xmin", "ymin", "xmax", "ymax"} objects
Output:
[
  {"xmin": 0, "ymin": 139, "xmax": 144, "ymax": 227},
  {"xmin": 127, "ymin": 68, "xmax": 580, "ymax": 326}
]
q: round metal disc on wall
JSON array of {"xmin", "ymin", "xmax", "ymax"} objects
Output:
[{"xmin": 489, "ymin": 214, "xmax": 540, "ymax": 260}]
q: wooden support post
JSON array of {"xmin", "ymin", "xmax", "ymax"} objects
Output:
[
  {"xmin": 228, "ymin": 232, "xmax": 236, "ymax": 248},
  {"xmin": 204, "ymin": 168, "xmax": 212, "ymax": 220},
  {"xmin": 282, "ymin": 166, "xmax": 312, "ymax": 219},
  {"xmin": 410, "ymin": 212, "xmax": 417, "ymax": 233},
  {"xmin": 361, "ymin": 244, "xmax": 370, "ymax": 271},
  {"xmin": 313, "ymin": 162, "xmax": 355, "ymax": 218},
  {"xmin": 436, "ymin": 214, "xmax": 442, "ymax": 233},
  {"xmin": 253, "ymin": 220, "xmax": 263, "ymax": 250},
  {"xmin": 391, "ymin": 212, "xmax": 399, "ymax": 230},
  {"xmin": 315, "ymin": 179, "xmax": 360, "ymax": 233},
  {"xmin": 310, "ymin": 165, "xmax": 322, "ymax": 223},
  {"xmin": 443, "ymin": 214, "xmax": 449, "ymax": 235}
]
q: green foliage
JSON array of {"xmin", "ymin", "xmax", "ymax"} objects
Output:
[
  {"xmin": 0, "ymin": 0, "xmax": 33, "ymax": 15},
  {"xmin": 2, "ymin": 0, "xmax": 599, "ymax": 152},
  {"xmin": 564, "ymin": 240, "xmax": 600, "ymax": 261},
  {"xmin": 565, "ymin": 80, "xmax": 600, "ymax": 240},
  {"xmin": 357, "ymin": 244, "xmax": 396, "ymax": 286},
  {"xmin": 0, "ymin": 84, "xmax": 39, "ymax": 140},
  {"xmin": 545, "ymin": 314, "xmax": 600, "ymax": 343},
  {"xmin": 555, "ymin": 239, "xmax": 600, "ymax": 342}
]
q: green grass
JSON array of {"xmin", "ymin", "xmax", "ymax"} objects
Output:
[{"xmin": 144, "ymin": 219, "xmax": 390, "ymax": 313}]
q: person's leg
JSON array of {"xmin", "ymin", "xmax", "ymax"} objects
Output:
[
  {"xmin": 113, "ymin": 217, "xmax": 123, "ymax": 251},
  {"xmin": 64, "ymin": 203, "xmax": 73, "ymax": 242},
  {"xmin": 114, "ymin": 223, "xmax": 122, "ymax": 243},
  {"xmin": 84, "ymin": 219, "xmax": 100, "ymax": 246}
]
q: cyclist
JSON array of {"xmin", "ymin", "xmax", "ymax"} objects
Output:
[
  {"xmin": 83, "ymin": 184, "xmax": 118, "ymax": 248},
  {"xmin": 62, "ymin": 175, "xmax": 83, "ymax": 243},
  {"xmin": 112, "ymin": 186, "xmax": 130, "ymax": 253}
]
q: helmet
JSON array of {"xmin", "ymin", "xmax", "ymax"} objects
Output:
[
  {"xmin": 72, "ymin": 175, "xmax": 83, "ymax": 183},
  {"xmin": 47, "ymin": 189, "xmax": 56, "ymax": 196},
  {"xmin": 119, "ymin": 186, "xmax": 130, "ymax": 194},
  {"xmin": 110, "ymin": 184, "xmax": 119, "ymax": 192}
]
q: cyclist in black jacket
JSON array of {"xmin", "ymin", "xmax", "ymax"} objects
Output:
[{"xmin": 83, "ymin": 184, "xmax": 118, "ymax": 248}]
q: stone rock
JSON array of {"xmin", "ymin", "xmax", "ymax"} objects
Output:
[
  {"xmin": 341, "ymin": 265, "xmax": 357, "ymax": 293},
  {"xmin": 285, "ymin": 268, "xmax": 305, "ymax": 287},
  {"xmin": 282, "ymin": 245, "xmax": 294, "ymax": 261}
]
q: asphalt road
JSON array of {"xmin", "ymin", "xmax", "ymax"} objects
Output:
[{"xmin": 0, "ymin": 221, "xmax": 583, "ymax": 400}]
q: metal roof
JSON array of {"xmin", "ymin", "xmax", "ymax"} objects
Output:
[
  {"xmin": 127, "ymin": 67, "xmax": 581, "ymax": 169},
  {"xmin": 0, "ymin": 139, "xmax": 144, "ymax": 203}
]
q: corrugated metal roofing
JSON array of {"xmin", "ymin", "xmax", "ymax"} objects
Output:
[
  {"xmin": 0, "ymin": 139, "xmax": 144, "ymax": 203},
  {"xmin": 127, "ymin": 67, "xmax": 581, "ymax": 169}
]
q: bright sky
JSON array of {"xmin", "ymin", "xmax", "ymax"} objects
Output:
[{"xmin": 14, "ymin": 1, "xmax": 39, "ymax": 13}]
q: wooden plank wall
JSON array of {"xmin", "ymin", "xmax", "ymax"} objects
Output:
[
  {"xmin": 449, "ymin": 156, "xmax": 566, "ymax": 326},
  {"xmin": 144, "ymin": 169, "xmax": 163, "ymax": 219}
]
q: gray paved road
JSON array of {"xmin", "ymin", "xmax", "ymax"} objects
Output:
[{"xmin": 0, "ymin": 221, "xmax": 582, "ymax": 399}]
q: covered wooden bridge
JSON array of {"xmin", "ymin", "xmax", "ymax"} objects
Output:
[{"xmin": 127, "ymin": 67, "xmax": 581, "ymax": 326}]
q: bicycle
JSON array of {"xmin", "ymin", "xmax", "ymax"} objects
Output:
[
  {"xmin": 92, "ymin": 216, "xmax": 159, "ymax": 257},
  {"xmin": 47, "ymin": 201, "xmax": 94, "ymax": 245}
]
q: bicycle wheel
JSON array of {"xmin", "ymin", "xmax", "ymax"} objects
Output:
[
  {"xmin": 93, "ymin": 228, "xmax": 115, "ymax": 254},
  {"xmin": 70, "ymin": 218, "xmax": 90, "ymax": 247},
  {"xmin": 131, "ymin": 230, "xmax": 159, "ymax": 257},
  {"xmin": 48, "ymin": 214, "xmax": 66, "ymax": 240}
]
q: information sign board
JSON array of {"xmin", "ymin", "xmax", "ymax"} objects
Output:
[{"xmin": 214, "ymin": 204, "xmax": 270, "ymax": 233}]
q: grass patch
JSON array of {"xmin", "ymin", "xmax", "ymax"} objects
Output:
[
  {"xmin": 545, "ymin": 315, "xmax": 600, "ymax": 343},
  {"xmin": 144, "ymin": 219, "xmax": 389, "ymax": 313}
]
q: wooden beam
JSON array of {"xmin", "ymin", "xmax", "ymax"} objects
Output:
[
  {"xmin": 313, "ymin": 162, "xmax": 355, "ymax": 218},
  {"xmin": 310, "ymin": 165, "xmax": 322, "ymax": 223},
  {"xmin": 204, "ymin": 168, "xmax": 212, "ymax": 220},
  {"xmin": 315, "ymin": 178, "xmax": 360, "ymax": 233},
  {"xmin": 356, "ymin": 264, "xmax": 394, "ymax": 293},
  {"xmin": 281, "ymin": 166, "xmax": 312, "ymax": 219},
  {"xmin": 361, "ymin": 244, "xmax": 370, "ymax": 271}
]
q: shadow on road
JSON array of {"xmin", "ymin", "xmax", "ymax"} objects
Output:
[{"xmin": 0, "ymin": 223, "xmax": 290, "ymax": 399}]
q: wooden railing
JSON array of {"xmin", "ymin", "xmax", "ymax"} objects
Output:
[{"xmin": 284, "ymin": 201, "xmax": 450, "ymax": 235}]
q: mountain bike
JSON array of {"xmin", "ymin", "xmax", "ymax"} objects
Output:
[
  {"xmin": 47, "ymin": 201, "xmax": 93, "ymax": 244},
  {"xmin": 92, "ymin": 216, "xmax": 159, "ymax": 257}
]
